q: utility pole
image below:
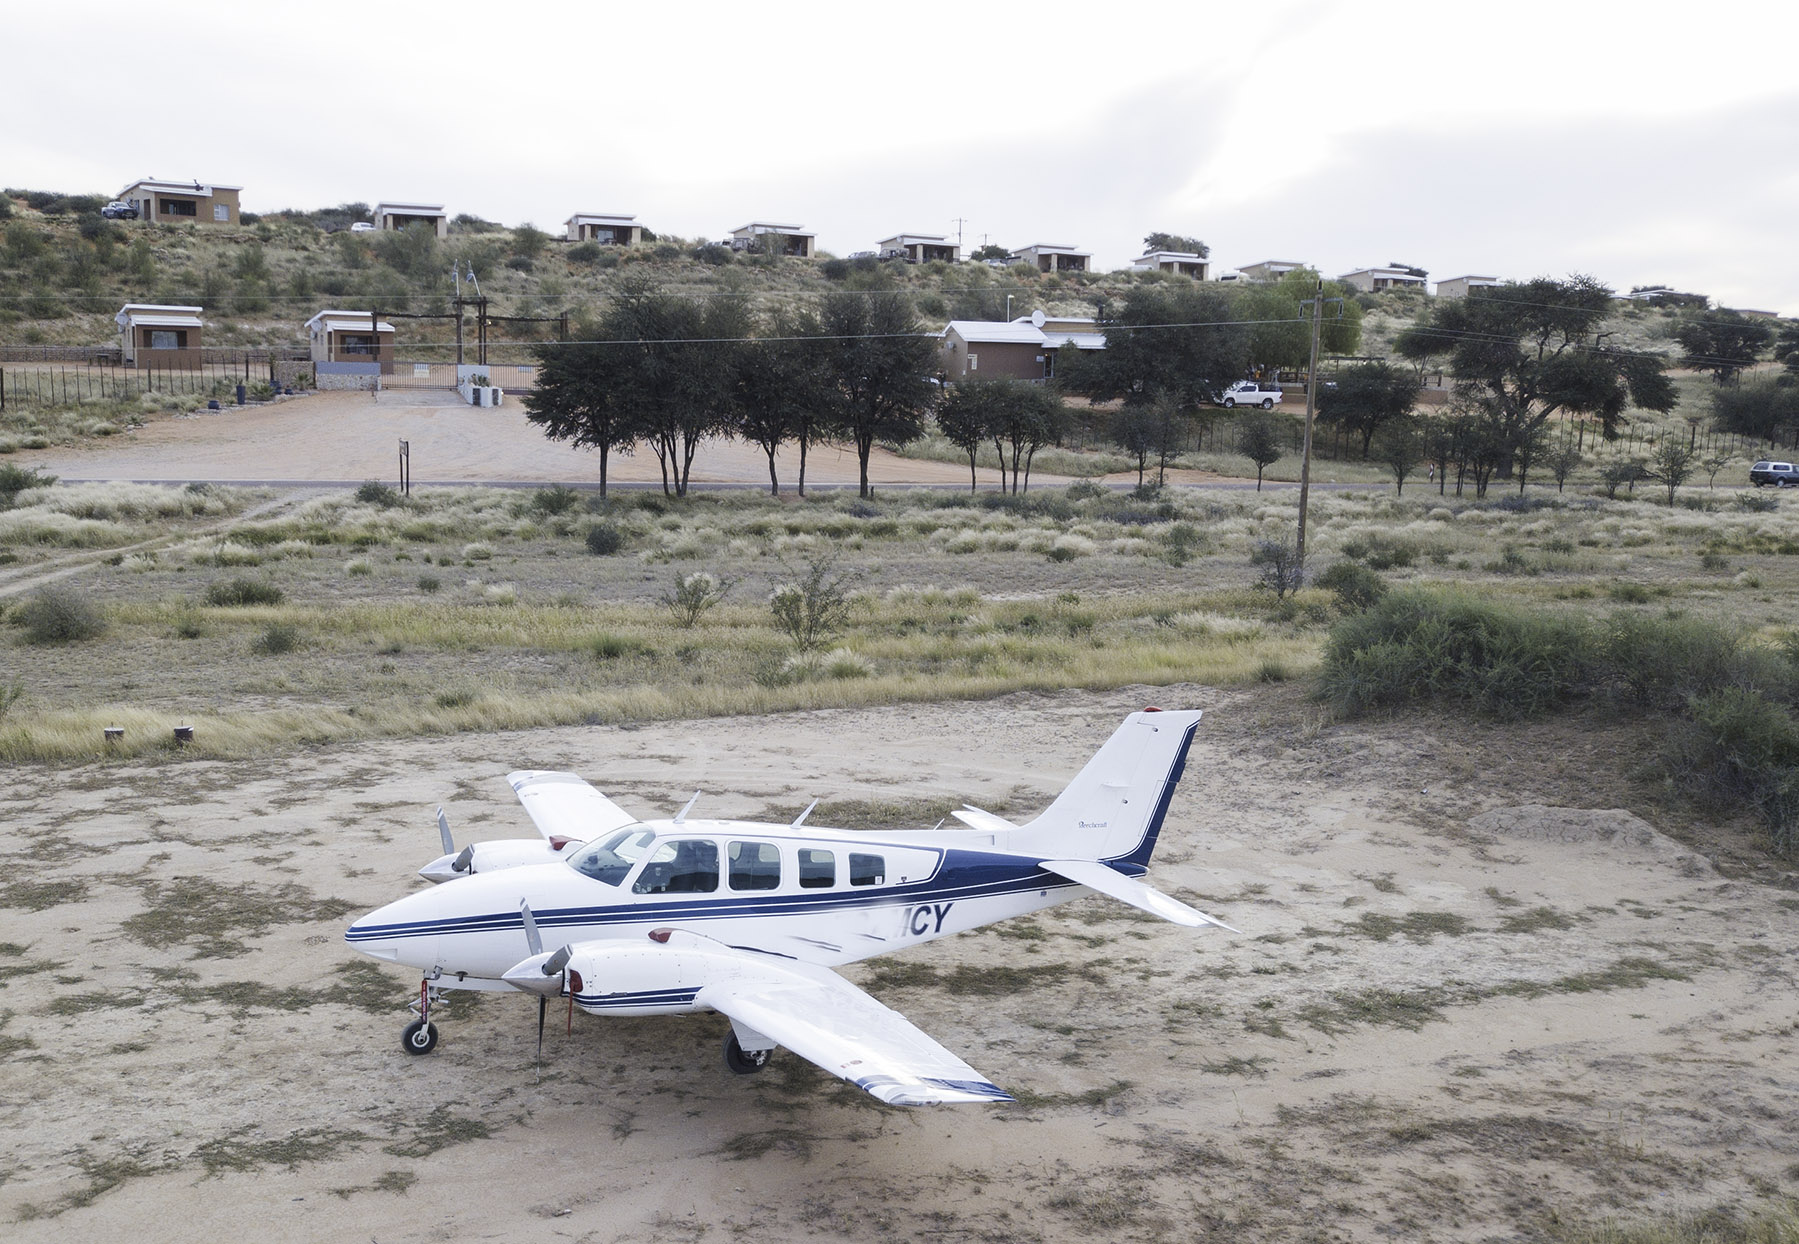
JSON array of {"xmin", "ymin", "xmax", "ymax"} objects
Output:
[
  {"xmin": 1295, "ymin": 277, "xmax": 1324, "ymax": 572},
  {"xmin": 950, "ymin": 216, "xmax": 967, "ymax": 256},
  {"xmin": 451, "ymin": 264, "xmax": 465, "ymax": 367}
]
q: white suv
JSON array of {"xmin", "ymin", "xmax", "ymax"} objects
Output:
[{"xmin": 1216, "ymin": 380, "xmax": 1283, "ymax": 409}]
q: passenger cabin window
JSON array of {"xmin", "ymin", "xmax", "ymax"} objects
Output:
[
  {"xmin": 728, "ymin": 840, "xmax": 781, "ymax": 891},
  {"xmin": 632, "ymin": 839, "xmax": 718, "ymax": 894},
  {"xmin": 567, "ymin": 828, "xmax": 655, "ymax": 886},
  {"xmin": 798, "ymin": 848, "xmax": 835, "ymax": 889},
  {"xmin": 849, "ymin": 852, "xmax": 885, "ymax": 887}
]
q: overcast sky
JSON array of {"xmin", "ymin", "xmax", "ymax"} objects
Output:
[{"xmin": 9, "ymin": 0, "xmax": 1797, "ymax": 312}]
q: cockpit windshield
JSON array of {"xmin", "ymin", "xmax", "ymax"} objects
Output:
[{"xmin": 567, "ymin": 827, "xmax": 656, "ymax": 886}]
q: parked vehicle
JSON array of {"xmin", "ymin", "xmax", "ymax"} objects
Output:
[
  {"xmin": 1749, "ymin": 460, "xmax": 1799, "ymax": 487},
  {"xmin": 101, "ymin": 200, "xmax": 139, "ymax": 220},
  {"xmin": 349, "ymin": 221, "xmax": 376, "ymax": 233},
  {"xmin": 1216, "ymin": 380, "xmax": 1282, "ymax": 409}
]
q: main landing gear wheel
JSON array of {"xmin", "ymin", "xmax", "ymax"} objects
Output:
[
  {"xmin": 402, "ymin": 1019, "xmax": 438, "ymax": 1055},
  {"xmin": 723, "ymin": 1032, "xmax": 770, "ymax": 1075}
]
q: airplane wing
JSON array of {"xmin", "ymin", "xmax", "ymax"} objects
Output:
[
  {"xmin": 506, "ymin": 770, "xmax": 639, "ymax": 844},
  {"xmin": 695, "ymin": 957, "xmax": 1013, "ymax": 1106},
  {"xmin": 1038, "ymin": 858, "xmax": 1238, "ymax": 931}
]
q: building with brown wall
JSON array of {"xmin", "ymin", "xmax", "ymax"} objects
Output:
[
  {"xmin": 565, "ymin": 213, "xmax": 644, "ymax": 245},
  {"xmin": 116, "ymin": 304, "xmax": 205, "ymax": 367},
  {"xmin": 305, "ymin": 309, "xmax": 396, "ymax": 375},
  {"xmin": 376, "ymin": 202, "xmax": 449, "ymax": 238},
  {"xmin": 118, "ymin": 179, "xmax": 242, "ymax": 225}
]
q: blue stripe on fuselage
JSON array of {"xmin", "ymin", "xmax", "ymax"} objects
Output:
[{"xmin": 344, "ymin": 850, "xmax": 1075, "ymax": 945}]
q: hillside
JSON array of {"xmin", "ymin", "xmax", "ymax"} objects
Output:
[{"xmin": 0, "ymin": 185, "xmax": 1771, "ymax": 463}]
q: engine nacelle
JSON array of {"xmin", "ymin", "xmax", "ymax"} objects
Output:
[{"xmin": 418, "ymin": 838, "xmax": 575, "ymax": 883}]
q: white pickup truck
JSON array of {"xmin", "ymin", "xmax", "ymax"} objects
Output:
[{"xmin": 1215, "ymin": 380, "xmax": 1283, "ymax": 409}]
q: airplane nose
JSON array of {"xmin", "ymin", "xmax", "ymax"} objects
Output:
[{"xmin": 345, "ymin": 895, "xmax": 440, "ymax": 969}]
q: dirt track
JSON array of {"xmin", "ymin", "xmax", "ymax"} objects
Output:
[{"xmin": 21, "ymin": 390, "xmax": 1010, "ymax": 489}]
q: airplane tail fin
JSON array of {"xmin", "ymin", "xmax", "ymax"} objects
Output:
[{"xmin": 1010, "ymin": 709, "xmax": 1202, "ymax": 869}]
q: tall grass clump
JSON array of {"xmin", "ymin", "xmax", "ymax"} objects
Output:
[
  {"xmin": 1319, "ymin": 589, "xmax": 1595, "ymax": 720},
  {"xmin": 204, "ymin": 577, "xmax": 285, "ymax": 607},
  {"xmin": 17, "ymin": 586, "xmax": 106, "ymax": 644}
]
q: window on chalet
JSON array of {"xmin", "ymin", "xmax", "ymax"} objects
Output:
[{"xmin": 160, "ymin": 199, "xmax": 197, "ymax": 217}]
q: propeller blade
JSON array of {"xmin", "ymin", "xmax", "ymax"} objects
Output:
[
  {"xmin": 452, "ymin": 844, "xmax": 474, "ymax": 874},
  {"xmin": 436, "ymin": 806, "xmax": 454, "ymax": 855},
  {"xmin": 790, "ymin": 799, "xmax": 818, "ymax": 829},
  {"xmin": 542, "ymin": 945, "xmax": 571, "ymax": 977},
  {"xmin": 674, "ymin": 791, "xmax": 701, "ymax": 823},
  {"xmin": 520, "ymin": 900, "xmax": 543, "ymax": 957},
  {"xmin": 536, "ymin": 994, "xmax": 547, "ymax": 1082}
]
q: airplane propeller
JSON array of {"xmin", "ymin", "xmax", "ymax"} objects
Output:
[{"xmin": 518, "ymin": 900, "xmax": 570, "ymax": 1080}]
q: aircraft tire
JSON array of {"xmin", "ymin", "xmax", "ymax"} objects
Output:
[
  {"xmin": 723, "ymin": 1032, "xmax": 770, "ymax": 1075},
  {"xmin": 402, "ymin": 1019, "xmax": 438, "ymax": 1055}
]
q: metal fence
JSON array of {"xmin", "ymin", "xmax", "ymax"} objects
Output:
[{"xmin": 0, "ymin": 359, "xmax": 304, "ymax": 409}]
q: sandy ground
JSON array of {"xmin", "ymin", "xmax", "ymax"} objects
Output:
[
  {"xmin": 18, "ymin": 389, "xmax": 1285, "ymax": 491},
  {"xmin": 3, "ymin": 686, "xmax": 1794, "ymax": 1242},
  {"xmin": 21, "ymin": 390, "xmax": 1021, "ymax": 490}
]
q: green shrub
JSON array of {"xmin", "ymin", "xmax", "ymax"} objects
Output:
[
  {"xmin": 355, "ymin": 480, "xmax": 402, "ymax": 508},
  {"xmin": 589, "ymin": 632, "xmax": 648, "ymax": 661},
  {"xmin": 204, "ymin": 577, "xmax": 284, "ymax": 607},
  {"xmin": 1319, "ymin": 589, "xmax": 1594, "ymax": 720},
  {"xmin": 1671, "ymin": 688, "xmax": 1799, "ymax": 856},
  {"xmin": 417, "ymin": 574, "xmax": 441, "ymax": 593},
  {"xmin": 251, "ymin": 623, "xmax": 301, "ymax": 654},
  {"xmin": 769, "ymin": 557, "xmax": 858, "ymax": 649},
  {"xmin": 662, "ymin": 571, "xmax": 731, "ymax": 627},
  {"xmin": 1064, "ymin": 480, "xmax": 1108, "ymax": 502},
  {"xmin": 1339, "ymin": 533, "xmax": 1417, "ymax": 570},
  {"xmin": 585, "ymin": 524, "xmax": 625, "ymax": 556},
  {"xmin": 17, "ymin": 586, "xmax": 106, "ymax": 644},
  {"xmin": 1315, "ymin": 561, "xmax": 1387, "ymax": 613},
  {"xmin": 0, "ymin": 463, "xmax": 55, "ymax": 507},
  {"xmin": 532, "ymin": 485, "xmax": 580, "ymax": 515}
]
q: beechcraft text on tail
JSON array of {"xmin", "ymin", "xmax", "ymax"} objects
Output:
[{"xmin": 345, "ymin": 708, "xmax": 1235, "ymax": 1106}]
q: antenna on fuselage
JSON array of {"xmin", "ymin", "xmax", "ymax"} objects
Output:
[
  {"xmin": 790, "ymin": 799, "xmax": 818, "ymax": 829},
  {"xmin": 673, "ymin": 791, "xmax": 701, "ymax": 823}
]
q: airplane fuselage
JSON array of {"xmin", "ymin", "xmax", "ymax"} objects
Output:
[{"xmin": 347, "ymin": 819, "xmax": 1108, "ymax": 1016}]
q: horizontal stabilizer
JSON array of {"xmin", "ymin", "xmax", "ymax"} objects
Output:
[
  {"xmin": 507, "ymin": 771, "xmax": 639, "ymax": 844},
  {"xmin": 1038, "ymin": 858, "xmax": 1238, "ymax": 932},
  {"xmin": 950, "ymin": 805, "xmax": 1020, "ymax": 834}
]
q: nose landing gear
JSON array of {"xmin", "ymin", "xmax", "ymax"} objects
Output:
[{"xmin": 402, "ymin": 978, "xmax": 444, "ymax": 1056}]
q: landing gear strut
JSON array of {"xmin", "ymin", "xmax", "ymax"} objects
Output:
[
  {"xmin": 723, "ymin": 1031, "xmax": 771, "ymax": 1075},
  {"xmin": 403, "ymin": 978, "xmax": 442, "ymax": 1056}
]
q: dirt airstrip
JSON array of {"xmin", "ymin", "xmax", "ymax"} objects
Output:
[{"xmin": 3, "ymin": 686, "xmax": 1794, "ymax": 1242}]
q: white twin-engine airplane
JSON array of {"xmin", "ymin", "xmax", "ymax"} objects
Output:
[{"xmin": 345, "ymin": 708, "xmax": 1234, "ymax": 1106}]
